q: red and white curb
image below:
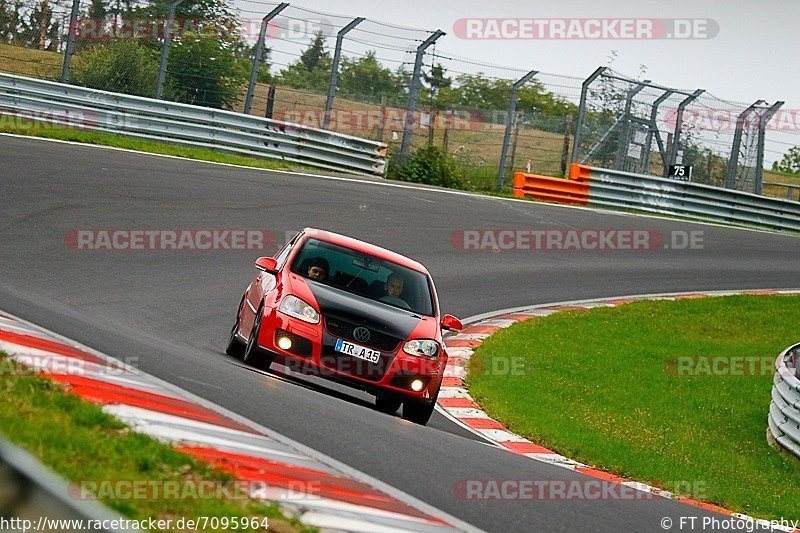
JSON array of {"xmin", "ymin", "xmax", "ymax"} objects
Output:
[
  {"xmin": 0, "ymin": 312, "xmax": 480, "ymax": 533},
  {"xmin": 438, "ymin": 289, "xmax": 800, "ymax": 533}
]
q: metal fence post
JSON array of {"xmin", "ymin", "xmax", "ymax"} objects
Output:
[
  {"xmin": 640, "ymin": 89, "xmax": 673, "ymax": 174},
  {"xmin": 755, "ymin": 101, "xmax": 783, "ymax": 195},
  {"xmin": 666, "ymin": 89, "xmax": 704, "ymax": 172},
  {"xmin": 508, "ymin": 111, "xmax": 522, "ymax": 177},
  {"xmin": 725, "ymin": 100, "xmax": 764, "ymax": 189},
  {"xmin": 323, "ymin": 16, "xmax": 364, "ymax": 130},
  {"xmin": 59, "ymin": 0, "xmax": 80, "ymax": 83},
  {"xmin": 244, "ymin": 3, "xmax": 289, "ymax": 115},
  {"xmin": 155, "ymin": 0, "xmax": 183, "ymax": 100},
  {"xmin": 614, "ymin": 81, "xmax": 649, "ymax": 171},
  {"xmin": 496, "ymin": 69, "xmax": 537, "ymax": 190},
  {"xmin": 264, "ymin": 85, "xmax": 276, "ymax": 118},
  {"xmin": 399, "ymin": 29, "xmax": 445, "ymax": 162},
  {"xmin": 570, "ymin": 66, "xmax": 606, "ymax": 164},
  {"xmin": 561, "ymin": 114, "xmax": 573, "ymax": 176}
]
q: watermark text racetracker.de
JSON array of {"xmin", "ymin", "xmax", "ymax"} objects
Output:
[
  {"xmin": 70, "ymin": 478, "xmax": 320, "ymax": 501},
  {"xmin": 451, "ymin": 229, "xmax": 704, "ymax": 252},
  {"xmin": 665, "ymin": 355, "xmax": 776, "ymax": 377},
  {"xmin": 0, "ymin": 355, "xmax": 139, "ymax": 377},
  {"xmin": 71, "ymin": 17, "xmax": 332, "ymax": 41},
  {"xmin": 453, "ymin": 18, "xmax": 719, "ymax": 40},
  {"xmin": 664, "ymin": 107, "xmax": 800, "ymax": 132},
  {"xmin": 64, "ymin": 229, "xmax": 276, "ymax": 252},
  {"xmin": 0, "ymin": 110, "xmax": 97, "ymax": 130},
  {"xmin": 454, "ymin": 479, "xmax": 708, "ymax": 501}
]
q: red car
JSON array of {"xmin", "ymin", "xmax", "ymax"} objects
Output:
[{"xmin": 226, "ymin": 228, "xmax": 462, "ymax": 425}]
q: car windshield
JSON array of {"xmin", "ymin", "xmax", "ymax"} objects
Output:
[{"xmin": 291, "ymin": 238, "xmax": 434, "ymax": 316}]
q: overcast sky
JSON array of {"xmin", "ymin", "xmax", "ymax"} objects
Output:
[{"xmin": 295, "ymin": 0, "xmax": 798, "ymax": 110}]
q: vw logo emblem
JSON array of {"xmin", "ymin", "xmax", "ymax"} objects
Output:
[{"xmin": 353, "ymin": 327, "xmax": 371, "ymax": 343}]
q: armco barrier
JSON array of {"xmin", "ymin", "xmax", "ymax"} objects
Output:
[
  {"xmin": 768, "ymin": 343, "xmax": 800, "ymax": 459},
  {"xmin": 513, "ymin": 164, "xmax": 800, "ymax": 233},
  {"xmin": 0, "ymin": 73, "xmax": 387, "ymax": 176}
]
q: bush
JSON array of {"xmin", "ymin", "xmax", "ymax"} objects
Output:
[
  {"xmin": 390, "ymin": 146, "xmax": 463, "ymax": 189},
  {"xmin": 772, "ymin": 146, "xmax": 800, "ymax": 175},
  {"xmin": 71, "ymin": 41, "xmax": 159, "ymax": 97},
  {"xmin": 165, "ymin": 37, "xmax": 248, "ymax": 109}
]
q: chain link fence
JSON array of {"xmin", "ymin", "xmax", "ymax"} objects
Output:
[{"xmin": 1, "ymin": 0, "xmax": 799, "ymax": 197}]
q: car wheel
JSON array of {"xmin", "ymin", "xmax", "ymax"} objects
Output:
[
  {"xmin": 243, "ymin": 305, "xmax": 274, "ymax": 371},
  {"xmin": 225, "ymin": 295, "xmax": 246, "ymax": 358},
  {"xmin": 375, "ymin": 394, "xmax": 402, "ymax": 414},
  {"xmin": 402, "ymin": 398, "xmax": 436, "ymax": 425}
]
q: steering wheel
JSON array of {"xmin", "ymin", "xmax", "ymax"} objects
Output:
[{"xmin": 379, "ymin": 295, "xmax": 411, "ymax": 310}]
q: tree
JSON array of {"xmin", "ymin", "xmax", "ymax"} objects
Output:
[
  {"xmin": 337, "ymin": 51, "xmax": 398, "ymax": 101},
  {"xmin": 299, "ymin": 31, "xmax": 326, "ymax": 71},
  {"xmin": 0, "ymin": 0, "xmax": 13, "ymax": 43},
  {"xmin": 71, "ymin": 40, "xmax": 160, "ymax": 96},
  {"xmin": 87, "ymin": 0, "xmax": 107, "ymax": 21},
  {"xmin": 235, "ymin": 41, "xmax": 272, "ymax": 83},
  {"xmin": 423, "ymin": 64, "xmax": 451, "ymax": 94},
  {"xmin": 392, "ymin": 65, "xmax": 411, "ymax": 99},
  {"xmin": 772, "ymin": 146, "xmax": 800, "ymax": 175},
  {"xmin": 6, "ymin": 0, "xmax": 22, "ymax": 44},
  {"xmin": 22, "ymin": 0, "xmax": 59, "ymax": 50},
  {"xmin": 277, "ymin": 31, "xmax": 331, "ymax": 91},
  {"xmin": 165, "ymin": 35, "xmax": 248, "ymax": 109},
  {"xmin": 422, "ymin": 62, "xmax": 451, "ymax": 108},
  {"xmin": 142, "ymin": 0, "xmax": 234, "ymax": 21}
]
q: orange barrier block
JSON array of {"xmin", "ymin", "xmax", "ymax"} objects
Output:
[
  {"xmin": 512, "ymin": 168, "xmax": 590, "ymax": 205},
  {"xmin": 569, "ymin": 163, "xmax": 592, "ymax": 181}
]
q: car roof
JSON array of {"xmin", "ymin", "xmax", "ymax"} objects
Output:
[{"xmin": 301, "ymin": 228, "xmax": 430, "ymax": 275}]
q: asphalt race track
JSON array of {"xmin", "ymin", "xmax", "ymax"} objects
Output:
[{"xmin": 2, "ymin": 135, "xmax": 799, "ymax": 532}]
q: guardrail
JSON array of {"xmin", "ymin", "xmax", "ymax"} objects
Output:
[
  {"xmin": 0, "ymin": 73, "xmax": 387, "ymax": 176},
  {"xmin": 765, "ymin": 181, "xmax": 800, "ymax": 201},
  {"xmin": 513, "ymin": 164, "xmax": 800, "ymax": 233},
  {"xmin": 768, "ymin": 343, "xmax": 800, "ymax": 459},
  {"xmin": 0, "ymin": 436, "xmax": 134, "ymax": 531}
]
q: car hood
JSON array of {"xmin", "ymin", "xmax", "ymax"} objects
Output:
[{"xmin": 296, "ymin": 276, "xmax": 429, "ymax": 340}]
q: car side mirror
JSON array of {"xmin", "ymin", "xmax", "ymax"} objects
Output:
[
  {"xmin": 441, "ymin": 314, "xmax": 463, "ymax": 331},
  {"xmin": 255, "ymin": 257, "xmax": 278, "ymax": 273}
]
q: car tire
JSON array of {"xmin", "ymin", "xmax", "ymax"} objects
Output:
[
  {"xmin": 375, "ymin": 394, "xmax": 402, "ymax": 414},
  {"xmin": 225, "ymin": 295, "xmax": 246, "ymax": 358},
  {"xmin": 243, "ymin": 305, "xmax": 274, "ymax": 371},
  {"xmin": 402, "ymin": 398, "xmax": 436, "ymax": 425}
]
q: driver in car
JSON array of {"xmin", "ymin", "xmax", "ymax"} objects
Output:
[
  {"xmin": 379, "ymin": 272, "xmax": 409, "ymax": 309},
  {"xmin": 385, "ymin": 273, "xmax": 404, "ymax": 298}
]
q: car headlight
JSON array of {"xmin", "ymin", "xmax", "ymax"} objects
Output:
[
  {"xmin": 279, "ymin": 295, "xmax": 319, "ymax": 324},
  {"xmin": 403, "ymin": 339, "xmax": 439, "ymax": 359}
]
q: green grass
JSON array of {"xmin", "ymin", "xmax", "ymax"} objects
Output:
[
  {"xmin": 468, "ymin": 295, "xmax": 800, "ymax": 521},
  {"xmin": 0, "ymin": 122, "xmax": 322, "ymax": 174},
  {"xmin": 0, "ymin": 354, "xmax": 314, "ymax": 532},
  {"xmin": 0, "ymin": 42, "xmax": 62, "ymax": 79}
]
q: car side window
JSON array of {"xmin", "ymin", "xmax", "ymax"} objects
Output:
[{"xmin": 274, "ymin": 232, "xmax": 302, "ymax": 269}]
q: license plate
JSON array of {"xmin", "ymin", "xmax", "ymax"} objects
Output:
[{"xmin": 335, "ymin": 339, "xmax": 380, "ymax": 363}]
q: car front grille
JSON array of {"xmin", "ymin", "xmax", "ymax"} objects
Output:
[{"xmin": 324, "ymin": 317, "xmax": 401, "ymax": 352}]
